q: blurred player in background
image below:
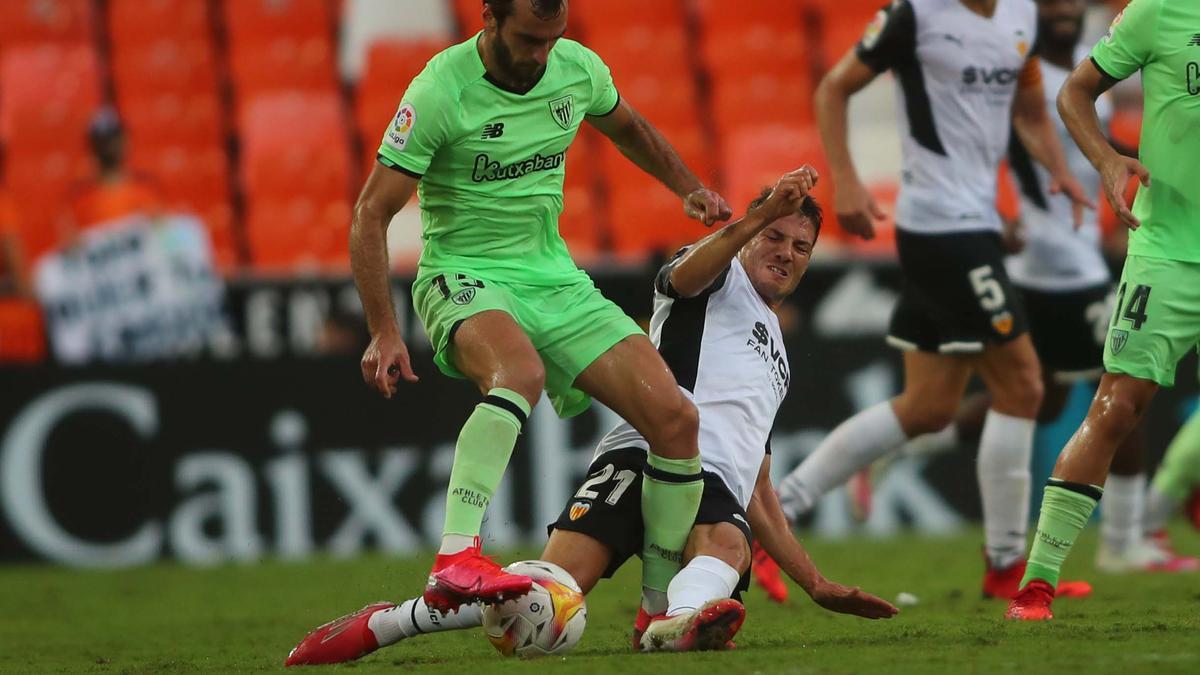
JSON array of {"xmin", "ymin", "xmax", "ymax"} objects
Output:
[
  {"xmin": 286, "ymin": 170, "xmax": 897, "ymax": 665},
  {"xmin": 1144, "ymin": 405, "xmax": 1200, "ymax": 538},
  {"xmin": 346, "ymin": 0, "xmax": 731, "ymax": 626},
  {"xmin": 817, "ymin": 0, "xmax": 1196, "ymax": 577},
  {"xmin": 1008, "ymin": 0, "xmax": 1200, "ymax": 620},
  {"xmin": 775, "ymin": 0, "xmax": 1093, "ymax": 600}
]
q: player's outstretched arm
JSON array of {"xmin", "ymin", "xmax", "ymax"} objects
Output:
[
  {"xmin": 587, "ymin": 100, "xmax": 731, "ymax": 226},
  {"xmin": 667, "ymin": 167, "xmax": 817, "ymax": 298},
  {"xmin": 1011, "ymin": 58, "xmax": 1094, "ymax": 228},
  {"xmin": 350, "ymin": 163, "xmax": 421, "ymax": 397},
  {"xmin": 815, "ymin": 52, "xmax": 886, "ymax": 240},
  {"xmin": 1058, "ymin": 59, "xmax": 1150, "ymax": 230},
  {"xmin": 746, "ymin": 455, "xmax": 898, "ymax": 620}
]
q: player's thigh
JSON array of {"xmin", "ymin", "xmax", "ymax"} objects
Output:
[
  {"xmin": 540, "ymin": 530, "xmax": 613, "ymax": 596},
  {"xmin": 971, "ymin": 333, "xmax": 1043, "ymax": 418},
  {"xmin": 892, "ymin": 350, "xmax": 974, "ymax": 435},
  {"xmin": 1104, "ymin": 255, "xmax": 1200, "ymax": 388},
  {"xmin": 573, "ymin": 333, "xmax": 697, "ymax": 448},
  {"xmin": 452, "ymin": 310, "xmax": 545, "ymax": 403}
]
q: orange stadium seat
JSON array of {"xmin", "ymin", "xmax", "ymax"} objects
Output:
[
  {"xmin": 108, "ymin": 0, "xmax": 211, "ymax": 46},
  {"xmin": 0, "ymin": 299, "xmax": 47, "ymax": 363},
  {"xmin": 3, "ymin": 147, "xmax": 87, "ymax": 259},
  {"xmin": 0, "ymin": 45, "xmax": 100, "ymax": 152},
  {"xmin": 559, "ymin": 184, "xmax": 601, "ymax": 258},
  {"xmin": 694, "ymin": 0, "xmax": 803, "ymax": 28},
  {"xmin": 229, "ymin": 37, "xmax": 338, "ymax": 100},
  {"xmin": 355, "ymin": 38, "xmax": 450, "ymax": 139},
  {"xmin": 110, "ymin": 39, "xmax": 219, "ymax": 100},
  {"xmin": 615, "ymin": 73, "xmax": 700, "ymax": 129},
  {"xmin": 607, "ymin": 181, "xmax": 699, "ymax": 257},
  {"xmin": 816, "ymin": 7, "xmax": 879, "ymax": 71},
  {"xmin": 0, "ymin": 0, "xmax": 94, "ymax": 52},
  {"xmin": 222, "ymin": 0, "xmax": 333, "ymax": 45},
  {"xmin": 700, "ymin": 23, "xmax": 809, "ymax": 82},
  {"xmin": 572, "ymin": 0, "xmax": 685, "ymax": 33},
  {"xmin": 711, "ymin": 73, "xmax": 815, "ymax": 127},
  {"xmin": 585, "ymin": 24, "xmax": 690, "ymax": 79},
  {"xmin": 454, "ymin": 0, "xmax": 485, "ymax": 37},
  {"xmin": 120, "ymin": 92, "xmax": 225, "ymax": 150},
  {"xmin": 721, "ymin": 125, "xmax": 831, "ymax": 223},
  {"xmin": 245, "ymin": 198, "xmax": 352, "ymax": 271}
]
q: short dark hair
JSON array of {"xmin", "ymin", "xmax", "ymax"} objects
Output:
[
  {"xmin": 485, "ymin": 0, "xmax": 565, "ymax": 24},
  {"xmin": 749, "ymin": 187, "xmax": 824, "ymax": 242}
]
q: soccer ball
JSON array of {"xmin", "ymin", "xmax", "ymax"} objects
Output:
[{"xmin": 482, "ymin": 560, "xmax": 587, "ymax": 657}]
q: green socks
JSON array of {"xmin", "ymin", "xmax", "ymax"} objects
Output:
[
  {"xmin": 641, "ymin": 451, "xmax": 704, "ymax": 598},
  {"xmin": 1022, "ymin": 480, "xmax": 1102, "ymax": 589},
  {"xmin": 441, "ymin": 389, "xmax": 531, "ymax": 548},
  {"xmin": 1151, "ymin": 407, "xmax": 1200, "ymax": 502}
]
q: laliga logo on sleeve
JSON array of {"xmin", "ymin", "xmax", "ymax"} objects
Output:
[{"xmin": 389, "ymin": 103, "xmax": 416, "ymax": 150}]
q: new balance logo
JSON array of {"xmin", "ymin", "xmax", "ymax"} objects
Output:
[
  {"xmin": 481, "ymin": 122, "xmax": 505, "ymax": 139},
  {"xmin": 1189, "ymin": 34, "xmax": 1200, "ymax": 46}
]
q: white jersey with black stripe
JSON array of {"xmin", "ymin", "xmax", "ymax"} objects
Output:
[
  {"xmin": 1005, "ymin": 46, "xmax": 1112, "ymax": 292},
  {"xmin": 857, "ymin": 0, "xmax": 1037, "ymax": 234},
  {"xmin": 593, "ymin": 254, "xmax": 788, "ymax": 509}
]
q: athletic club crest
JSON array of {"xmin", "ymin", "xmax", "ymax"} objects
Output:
[
  {"xmin": 1111, "ymin": 329, "xmax": 1129, "ymax": 354},
  {"xmin": 568, "ymin": 501, "xmax": 590, "ymax": 521},
  {"xmin": 548, "ymin": 94, "xmax": 574, "ymax": 130}
]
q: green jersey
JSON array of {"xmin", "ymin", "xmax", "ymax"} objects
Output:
[
  {"xmin": 376, "ymin": 34, "xmax": 619, "ymax": 285},
  {"xmin": 1091, "ymin": 0, "xmax": 1200, "ymax": 263}
]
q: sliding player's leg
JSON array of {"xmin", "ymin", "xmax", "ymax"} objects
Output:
[{"xmin": 572, "ymin": 335, "xmax": 703, "ymax": 616}]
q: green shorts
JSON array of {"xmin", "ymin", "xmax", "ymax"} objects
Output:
[
  {"xmin": 1103, "ymin": 255, "xmax": 1200, "ymax": 387},
  {"xmin": 412, "ymin": 268, "xmax": 643, "ymax": 418}
]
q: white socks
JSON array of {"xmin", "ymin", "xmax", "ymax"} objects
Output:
[
  {"xmin": 778, "ymin": 401, "xmax": 909, "ymax": 520},
  {"xmin": 1144, "ymin": 483, "xmax": 1181, "ymax": 534},
  {"xmin": 367, "ymin": 598, "xmax": 484, "ymax": 647},
  {"xmin": 976, "ymin": 410, "xmax": 1035, "ymax": 569},
  {"xmin": 1102, "ymin": 473, "xmax": 1145, "ymax": 552},
  {"xmin": 665, "ymin": 555, "xmax": 741, "ymax": 617},
  {"xmin": 438, "ymin": 534, "xmax": 476, "ymax": 555}
]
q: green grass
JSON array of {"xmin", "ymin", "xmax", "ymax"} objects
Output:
[{"xmin": 3, "ymin": 527, "xmax": 1200, "ymax": 674}]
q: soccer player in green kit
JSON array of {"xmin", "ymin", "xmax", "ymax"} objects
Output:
[
  {"xmin": 1007, "ymin": 0, "xmax": 1200, "ymax": 620},
  {"xmin": 284, "ymin": 1, "xmax": 734, "ymax": 663}
]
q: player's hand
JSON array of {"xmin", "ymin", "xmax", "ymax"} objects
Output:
[
  {"xmin": 360, "ymin": 328, "xmax": 418, "ymax": 398},
  {"xmin": 1048, "ymin": 172, "xmax": 1097, "ymax": 230},
  {"xmin": 751, "ymin": 166, "xmax": 819, "ymax": 222},
  {"xmin": 834, "ymin": 180, "xmax": 887, "ymax": 240},
  {"xmin": 809, "ymin": 579, "xmax": 900, "ymax": 620},
  {"xmin": 1097, "ymin": 154, "xmax": 1151, "ymax": 231},
  {"xmin": 683, "ymin": 187, "xmax": 734, "ymax": 227}
]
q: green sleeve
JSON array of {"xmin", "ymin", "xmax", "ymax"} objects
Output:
[
  {"xmin": 1090, "ymin": 0, "xmax": 1160, "ymax": 81},
  {"xmin": 581, "ymin": 46, "xmax": 620, "ymax": 117},
  {"xmin": 376, "ymin": 77, "xmax": 454, "ymax": 177}
]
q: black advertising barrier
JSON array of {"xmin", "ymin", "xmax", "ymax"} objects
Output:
[{"xmin": 1, "ymin": 263, "xmax": 1195, "ymax": 566}]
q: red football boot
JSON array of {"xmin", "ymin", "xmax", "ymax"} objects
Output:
[
  {"xmin": 423, "ymin": 538, "xmax": 532, "ymax": 615},
  {"xmin": 631, "ymin": 606, "xmax": 658, "ymax": 651},
  {"xmin": 284, "ymin": 602, "xmax": 393, "ymax": 666},
  {"xmin": 982, "ymin": 555, "xmax": 1091, "ymax": 599},
  {"xmin": 638, "ymin": 598, "xmax": 745, "ymax": 652},
  {"xmin": 1005, "ymin": 579, "xmax": 1055, "ymax": 621},
  {"xmin": 751, "ymin": 541, "xmax": 789, "ymax": 603}
]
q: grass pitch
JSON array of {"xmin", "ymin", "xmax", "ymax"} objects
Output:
[{"xmin": 2, "ymin": 527, "xmax": 1199, "ymax": 674}]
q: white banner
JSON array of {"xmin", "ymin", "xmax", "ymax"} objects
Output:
[{"xmin": 34, "ymin": 215, "xmax": 231, "ymax": 364}]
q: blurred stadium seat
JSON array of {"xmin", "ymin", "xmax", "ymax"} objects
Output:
[
  {"xmin": 0, "ymin": 44, "xmax": 100, "ymax": 152},
  {"xmin": 110, "ymin": 39, "xmax": 219, "ymax": 101},
  {"xmin": 107, "ymin": 0, "xmax": 212, "ymax": 47},
  {"xmin": 222, "ymin": 0, "xmax": 334, "ymax": 45},
  {"xmin": 0, "ymin": 298, "xmax": 47, "ymax": 362},
  {"xmin": 572, "ymin": 0, "xmax": 684, "ymax": 31},
  {"xmin": 355, "ymin": 38, "xmax": 450, "ymax": 148},
  {"xmin": 0, "ymin": 0, "xmax": 94, "ymax": 52},
  {"xmin": 229, "ymin": 36, "xmax": 339, "ymax": 101}
]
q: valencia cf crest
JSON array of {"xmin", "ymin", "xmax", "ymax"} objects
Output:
[
  {"xmin": 991, "ymin": 311, "xmax": 1014, "ymax": 336},
  {"xmin": 548, "ymin": 95, "xmax": 574, "ymax": 130},
  {"xmin": 568, "ymin": 501, "xmax": 590, "ymax": 521},
  {"xmin": 1111, "ymin": 329, "xmax": 1129, "ymax": 355}
]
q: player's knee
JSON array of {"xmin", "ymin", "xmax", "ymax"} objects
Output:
[
  {"xmin": 645, "ymin": 394, "xmax": 699, "ymax": 457},
  {"xmin": 991, "ymin": 363, "xmax": 1043, "ymax": 419},
  {"xmin": 895, "ymin": 395, "xmax": 958, "ymax": 436},
  {"xmin": 490, "ymin": 362, "xmax": 545, "ymax": 407},
  {"xmin": 1092, "ymin": 392, "xmax": 1143, "ymax": 442},
  {"xmin": 693, "ymin": 524, "xmax": 751, "ymax": 575}
]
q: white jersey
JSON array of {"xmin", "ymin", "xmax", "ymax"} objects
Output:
[
  {"xmin": 857, "ymin": 0, "xmax": 1037, "ymax": 234},
  {"xmin": 1005, "ymin": 47, "xmax": 1112, "ymax": 292},
  {"xmin": 594, "ymin": 254, "xmax": 789, "ymax": 509}
]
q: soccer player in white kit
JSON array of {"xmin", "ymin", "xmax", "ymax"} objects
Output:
[
  {"xmin": 283, "ymin": 169, "xmax": 897, "ymax": 663},
  {"xmin": 775, "ymin": 0, "xmax": 1094, "ymax": 600}
]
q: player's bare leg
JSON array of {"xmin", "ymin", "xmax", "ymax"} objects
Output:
[
  {"xmin": 424, "ymin": 310, "xmax": 550, "ymax": 613},
  {"xmin": 574, "ymin": 335, "xmax": 704, "ymax": 615},
  {"xmin": 639, "ymin": 523, "xmax": 749, "ymax": 652},
  {"xmin": 1008, "ymin": 373, "xmax": 1158, "ymax": 620},
  {"xmin": 778, "ymin": 350, "xmax": 972, "ymax": 520}
]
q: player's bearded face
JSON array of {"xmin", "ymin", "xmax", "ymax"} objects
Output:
[
  {"xmin": 740, "ymin": 216, "xmax": 816, "ymax": 303},
  {"xmin": 1036, "ymin": 0, "xmax": 1085, "ymax": 50}
]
